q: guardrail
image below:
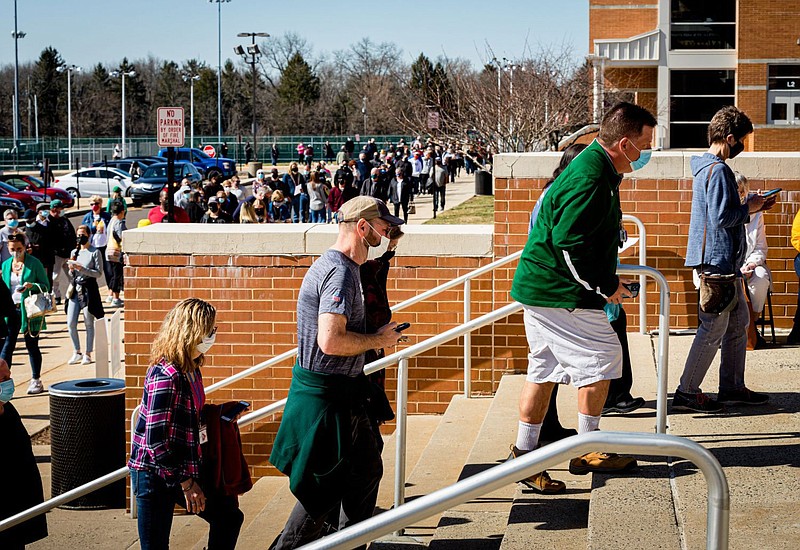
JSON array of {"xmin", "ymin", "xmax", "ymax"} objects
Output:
[
  {"xmin": 300, "ymin": 431, "xmax": 729, "ymax": 550},
  {"xmin": 1, "ymin": 218, "xmax": 657, "ymax": 533}
]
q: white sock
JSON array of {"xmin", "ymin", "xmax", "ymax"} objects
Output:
[
  {"xmin": 515, "ymin": 421, "xmax": 542, "ymax": 452},
  {"xmin": 577, "ymin": 413, "xmax": 601, "ymax": 434}
]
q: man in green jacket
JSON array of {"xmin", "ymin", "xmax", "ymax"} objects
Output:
[
  {"xmin": 269, "ymin": 196, "xmax": 405, "ymax": 549},
  {"xmin": 508, "ymin": 102, "xmax": 656, "ymax": 493}
]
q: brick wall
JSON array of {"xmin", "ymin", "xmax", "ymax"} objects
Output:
[
  {"xmin": 494, "ymin": 152, "xmax": 800, "ymax": 335},
  {"xmin": 739, "ymin": 3, "xmax": 800, "ymax": 60},
  {"xmin": 124, "ymin": 226, "xmax": 513, "ymax": 478},
  {"xmin": 589, "ymin": 0, "xmax": 658, "ymax": 50}
]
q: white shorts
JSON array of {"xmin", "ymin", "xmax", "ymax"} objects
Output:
[{"xmin": 522, "ymin": 305, "xmax": 622, "ymax": 388}]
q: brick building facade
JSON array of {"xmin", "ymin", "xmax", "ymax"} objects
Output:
[{"xmin": 589, "ymin": 0, "xmax": 800, "ymax": 151}]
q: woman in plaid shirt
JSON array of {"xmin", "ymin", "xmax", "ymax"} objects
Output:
[{"xmin": 129, "ymin": 298, "xmax": 243, "ymax": 549}]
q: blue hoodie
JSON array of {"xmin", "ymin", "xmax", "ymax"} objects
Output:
[{"xmin": 684, "ymin": 153, "xmax": 748, "ymax": 275}]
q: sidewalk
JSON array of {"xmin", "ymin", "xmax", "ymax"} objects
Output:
[{"xmin": 404, "ymin": 172, "xmax": 480, "ymax": 225}]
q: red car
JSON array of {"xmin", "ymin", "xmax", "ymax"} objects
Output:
[{"xmin": 0, "ymin": 175, "xmax": 76, "ymax": 208}]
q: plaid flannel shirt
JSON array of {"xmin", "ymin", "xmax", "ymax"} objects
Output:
[{"xmin": 128, "ymin": 359, "xmax": 203, "ymax": 485}]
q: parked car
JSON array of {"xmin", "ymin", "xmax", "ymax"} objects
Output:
[
  {"xmin": 0, "ymin": 181, "xmax": 49, "ymax": 211},
  {"xmin": 90, "ymin": 157, "xmax": 162, "ymax": 173},
  {"xmin": 157, "ymin": 147, "xmax": 236, "ymax": 180},
  {"xmin": 0, "ymin": 174, "xmax": 75, "ymax": 208},
  {"xmin": 129, "ymin": 161, "xmax": 202, "ymax": 206},
  {"xmin": 52, "ymin": 167, "xmax": 133, "ymax": 199},
  {"xmin": 0, "ymin": 196, "xmax": 25, "ymax": 218}
]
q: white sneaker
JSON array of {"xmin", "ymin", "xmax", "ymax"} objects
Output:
[
  {"xmin": 27, "ymin": 378, "xmax": 44, "ymax": 395},
  {"xmin": 68, "ymin": 352, "xmax": 83, "ymax": 364},
  {"xmin": 81, "ymin": 354, "xmax": 93, "ymax": 365},
  {"xmin": 106, "ymin": 296, "xmax": 114, "ymax": 303}
]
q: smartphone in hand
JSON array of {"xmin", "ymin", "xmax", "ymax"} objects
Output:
[
  {"xmin": 622, "ymin": 282, "xmax": 640, "ymax": 298},
  {"xmin": 221, "ymin": 401, "xmax": 250, "ymax": 422},
  {"xmin": 762, "ymin": 188, "xmax": 782, "ymax": 198},
  {"xmin": 394, "ymin": 322, "xmax": 411, "ymax": 332}
]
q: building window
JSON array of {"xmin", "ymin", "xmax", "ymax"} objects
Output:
[
  {"xmin": 670, "ymin": 0, "xmax": 736, "ymax": 50},
  {"xmin": 670, "ymin": 70, "xmax": 735, "ymax": 148},
  {"xmin": 767, "ymin": 65, "xmax": 800, "ymax": 125}
]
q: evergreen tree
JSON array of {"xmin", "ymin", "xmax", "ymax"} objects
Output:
[
  {"xmin": 32, "ymin": 47, "xmax": 65, "ymax": 136},
  {"xmin": 275, "ymin": 52, "xmax": 320, "ymax": 125}
]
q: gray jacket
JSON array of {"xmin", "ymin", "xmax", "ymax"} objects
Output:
[{"xmin": 684, "ymin": 153, "xmax": 748, "ymax": 275}]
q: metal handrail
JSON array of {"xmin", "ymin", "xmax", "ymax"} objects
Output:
[
  {"xmin": 3, "ymin": 217, "xmax": 654, "ymax": 532},
  {"xmin": 621, "ymin": 214, "xmax": 648, "ymax": 334},
  {"xmin": 299, "ymin": 432, "xmax": 729, "ymax": 550}
]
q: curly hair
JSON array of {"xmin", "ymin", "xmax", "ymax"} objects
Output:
[
  {"xmin": 707, "ymin": 106, "xmax": 753, "ymax": 145},
  {"xmin": 149, "ymin": 298, "xmax": 216, "ymax": 373}
]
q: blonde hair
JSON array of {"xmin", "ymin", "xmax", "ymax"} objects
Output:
[
  {"xmin": 149, "ymin": 298, "xmax": 216, "ymax": 373},
  {"xmin": 89, "ymin": 195, "xmax": 103, "ymax": 205},
  {"xmin": 239, "ymin": 202, "xmax": 258, "ymax": 223},
  {"xmin": 272, "ymin": 189, "xmax": 285, "ymax": 202}
]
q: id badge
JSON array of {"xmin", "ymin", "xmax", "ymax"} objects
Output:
[
  {"xmin": 199, "ymin": 424, "xmax": 208, "ymax": 445},
  {"xmin": 619, "ymin": 228, "xmax": 628, "ymax": 246}
]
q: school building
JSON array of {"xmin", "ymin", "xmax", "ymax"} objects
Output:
[{"xmin": 588, "ymin": 0, "xmax": 800, "ymax": 151}]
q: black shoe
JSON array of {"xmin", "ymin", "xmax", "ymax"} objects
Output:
[
  {"xmin": 56, "ymin": 298, "xmax": 62, "ymax": 306},
  {"xmin": 602, "ymin": 396, "xmax": 645, "ymax": 415},
  {"xmin": 671, "ymin": 389, "xmax": 724, "ymax": 413},
  {"xmin": 717, "ymin": 387, "xmax": 769, "ymax": 405},
  {"xmin": 753, "ymin": 333, "xmax": 768, "ymax": 350},
  {"xmin": 786, "ymin": 327, "xmax": 800, "ymax": 345},
  {"xmin": 539, "ymin": 425, "xmax": 578, "ymax": 444}
]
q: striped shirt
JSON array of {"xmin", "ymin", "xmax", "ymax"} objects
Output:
[{"xmin": 128, "ymin": 359, "xmax": 204, "ymax": 484}]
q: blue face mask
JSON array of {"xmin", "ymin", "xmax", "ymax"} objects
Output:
[
  {"xmin": 7, "ymin": 219, "xmax": 19, "ymax": 229},
  {"xmin": 0, "ymin": 378, "xmax": 14, "ymax": 403},
  {"xmin": 624, "ymin": 140, "xmax": 652, "ymax": 171}
]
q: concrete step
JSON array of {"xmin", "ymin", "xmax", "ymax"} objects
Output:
[
  {"xmin": 371, "ymin": 394, "xmax": 493, "ymax": 548},
  {"xmin": 424, "ymin": 375, "xmax": 525, "ymax": 549},
  {"xmin": 583, "ymin": 332, "xmax": 682, "ymax": 550},
  {"xmin": 235, "ymin": 414, "xmax": 442, "ymax": 549}
]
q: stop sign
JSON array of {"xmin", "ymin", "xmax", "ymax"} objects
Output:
[{"xmin": 203, "ymin": 145, "xmax": 216, "ymax": 158}]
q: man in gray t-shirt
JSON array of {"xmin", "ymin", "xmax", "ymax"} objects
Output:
[
  {"xmin": 271, "ymin": 196, "xmax": 405, "ymax": 550},
  {"xmin": 296, "ymin": 249, "xmax": 366, "ymax": 377}
]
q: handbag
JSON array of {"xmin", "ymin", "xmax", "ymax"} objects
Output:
[
  {"xmin": 24, "ymin": 283, "xmax": 57, "ymax": 319},
  {"xmin": 407, "ymin": 199, "xmax": 416, "ymax": 215},
  {"xmin": 697, "ymin": 162, "xmax": 737, "ymax": 315}
]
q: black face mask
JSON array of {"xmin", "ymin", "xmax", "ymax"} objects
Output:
[
  {"xmin": 209, "ymin": 203, "xmax": 219, "ymax": 213},
  {"xmin": 255, "ymin": 208, "xmax": 265, "ymax": 217},
  {"xmin": 77, "ymin": 235, "xmax": 89, "ymax": 246},
  {"xmin": 729, "ymin": 140, "xmax": 744, "ymax": 159}
]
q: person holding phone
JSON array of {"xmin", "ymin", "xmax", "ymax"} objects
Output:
[
  {"xmin": 65, "ymin": 225, "xmax": 105, "ymax": 366},
  {"xmin": 1, "ymin": 233, "xmax": 50, "ymax": 395},
  {"xmin": 129, "ymin": 298, "xmax": 243, "ymax": 550}
]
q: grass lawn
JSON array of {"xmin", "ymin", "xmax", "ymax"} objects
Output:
[{"xmin": 424, "ymin": 195, "xmax": 494, "ymax": 225}]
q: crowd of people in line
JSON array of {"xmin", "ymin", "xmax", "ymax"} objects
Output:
[
  {"xmin": 162, "ymin": 138, "xmax": 484, "ymax": 227},
  {"xmin": 3, "ymin": 105, "xmax": 800, "ymax": 549}
]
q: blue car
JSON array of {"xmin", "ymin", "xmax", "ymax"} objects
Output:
[
  {"xmin": 156, "ymin": 147, "xmax": 236, "ymax": 180},
  {"xmin": 128, "ymin": 161, "xmax": 202, "ymax": 206}
]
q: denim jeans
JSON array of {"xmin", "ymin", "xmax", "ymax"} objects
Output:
[
  {"xmin": 433, "ymin": 186, "xmax": 446, "ymax": 212},
  {"xmin": 292, "ymin": 194, "xmax": 309, "ymax": 223},
  {"xmin": 131, "ymin": 469, "xmax": 243, "ymax": 550},
  {"xmin": 67, "ymin": 298, "xmax": 95, "ymax": 354},
  {"xmin": 679, "ymin": 278, "xmax": 748, "ymax": 394},
  {"xmin": 2, "ymin": 308, "xmax": 43, "ymax": 379},
  {"xmin": 309, "ymin": 208, "xmax": 325, "ymax": 223}
]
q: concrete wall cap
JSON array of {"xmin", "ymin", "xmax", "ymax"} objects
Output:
[
  {"xmin": 124, "ymin": 223, "xmax": 494, "ymax": 257},
  {"xmin": 494, "ymin": 151, "xmax": 800, "ymax": 180}
]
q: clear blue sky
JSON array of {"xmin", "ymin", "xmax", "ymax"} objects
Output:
[{"xmin": 2, "ymin": 0, "xmax": 589, "ymax": 70}]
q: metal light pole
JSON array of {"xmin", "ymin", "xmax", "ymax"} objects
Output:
[
  {"xmin": 12, "ymin": 0, "xmax": 26, "ymax": 152},
  {"xmin": 57, "ymin": 64, "xmax": 81, "ymax": 169},
  {"xmin": 182, "ymin": 73, "xmax": 201, "ymax": 148},
  {"xmin": 491, "ymin": 58, "xmax": 503, "ymax": 152},
  {"xmin": 235, "ymin": 31, "xmax": 269, "ymax": 162},
  {"xmin": 503, "ymin": 59, "xmax": 521, "ymax": 151},
  {"xmin": 110, "ymin": 69, "xmax": 135, "ymax": 157},
  {"xmin": 362, "ymin": 96, "xmax": 368, "ymax": 135},
  {"xmin": 210, "ymin": 0, "xmax": 231, "ymax": 149}
]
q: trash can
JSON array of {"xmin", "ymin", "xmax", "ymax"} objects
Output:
[
  {"xmin": 246, "ymin": 161, "xmax": 263, "ymax": 178},
  {"xmin": 475, "ymin": 169, "xmax": 493, "ymax": 195},
  {"xmin": 49, "ymin": 378, "xmax": 126, "ymax": 509}
]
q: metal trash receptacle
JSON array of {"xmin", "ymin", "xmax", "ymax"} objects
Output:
[
  {"xmin": 475, "ymin": 170, "xmax": 493, "ymax": 195},
  {"xmin": 49, "ymin": 378, "xmax": 126, "ymax": 509}
]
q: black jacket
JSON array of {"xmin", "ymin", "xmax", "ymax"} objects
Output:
[
  {"xmin": 48, "ymin": 215, "xmax": 76, "ymax": 258},
  {"xmin": 25, "ymin": 223, "xmax": 56, "ymax": 268}
]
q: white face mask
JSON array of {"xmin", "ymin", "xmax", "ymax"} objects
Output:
[
  {"xmin": 195, "ymin": 330, "xmax": 216, "ymax": 355},
  {"xmin": 363, "ymin": 221, "xmax": 388, "ymax": 249}
]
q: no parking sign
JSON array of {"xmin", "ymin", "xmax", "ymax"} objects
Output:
[{"xmin": 157, "ymin": 107, "xmax": 185, "ymax": 147}]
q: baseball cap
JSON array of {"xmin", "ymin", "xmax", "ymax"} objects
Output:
[
  {"xmin": 50, "ymin": 199, "xmax": 64, "ymax": 208},
  {"xmin": 22, "ymin": 209, "xmax": 35, "ymax": 221},
  {"xmin": 113, "ymin": 185, "xmax": 123, "ymax": 193},
  {"xmin": 36, "ymin": 202, "xmax": 50, "ymax": 212},
  {"xmin": 207, "ymin": 196, "xmax": 219, "ymax": 204},
  {"xmin": 337, "ymin": 196, "xmax": 404, "ymax": 226}
]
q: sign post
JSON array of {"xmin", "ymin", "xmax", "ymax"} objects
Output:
[{"xmin": 157, "ymin": 107, "xmax": 185, "ymax": 223}]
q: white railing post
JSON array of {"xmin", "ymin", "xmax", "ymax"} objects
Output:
[
  {"xmin": 623, "ymin": 214, "xmax": 648, "ymax": 334},
  {"xmin": 463, "ymin": 279, "xmax": 471, "ymax": 397},
  {"xmin": 393, "ymin": 357, "xmax": 409, "ymax": 536},
  {"xmin": 130, "ymin": 404, "xmax": 140, "ymax": 519}
]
